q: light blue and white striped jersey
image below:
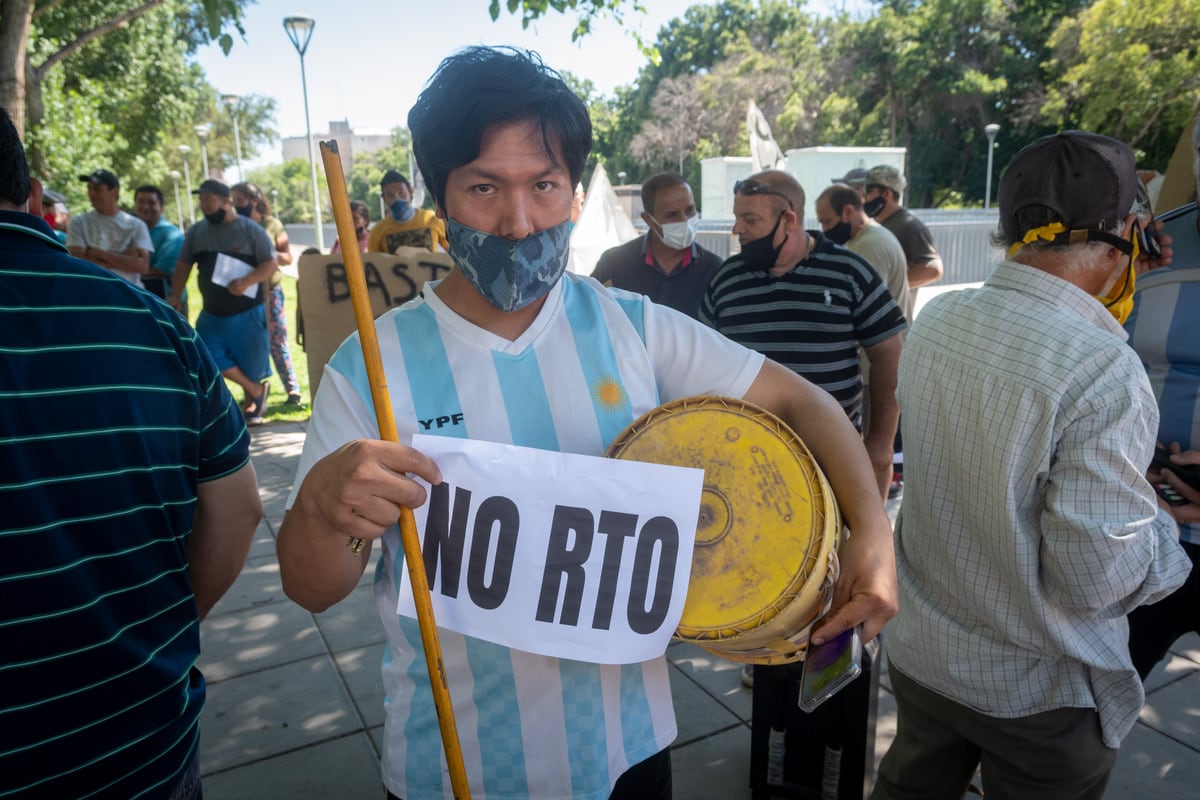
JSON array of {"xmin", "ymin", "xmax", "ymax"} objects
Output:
[
  {"xmin": 289, "ymin": 272, "xmax": 763, "ymax": 799},
  {"xmin": 1126, "ymin": 202, "xmax": 1200, "ymax": 544}
]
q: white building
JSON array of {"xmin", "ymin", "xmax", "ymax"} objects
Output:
[{"xmin": 281, "ymin": 120, "xmax": 394, "ymax": 173}]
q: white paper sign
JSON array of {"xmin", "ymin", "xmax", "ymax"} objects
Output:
[
  {"xmin": 398, "ymin": 434, "xmax": 704, "ymax": 665},
  {"xmin": 210, "ymin": 252, "xmax": 259, "ymax": 299}
]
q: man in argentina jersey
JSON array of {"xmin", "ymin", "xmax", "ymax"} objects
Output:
[
  {"xmin": 0, "ymin": 108, "xmax": 262, "ymax": 799},
  {"xmin": 278, "ymin": 47, "xmax": 899, "ymax": 800},
  {"xmin": 700, "ymin": 170, "xmax": 907, "ymax": 500}
]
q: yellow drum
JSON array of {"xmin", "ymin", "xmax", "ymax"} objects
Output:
[{"xmin": 606, "ymin": 395, "xmax": 841, "ymax": 664}]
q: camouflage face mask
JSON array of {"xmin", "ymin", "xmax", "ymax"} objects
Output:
[{"xmin": 445, "ymin": 217, "xmax": 571, "ymax": 312}]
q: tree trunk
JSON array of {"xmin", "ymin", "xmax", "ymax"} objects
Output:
[{"xmin": 0, "ymin": 0, "xmax": 34, "ymax": 136}]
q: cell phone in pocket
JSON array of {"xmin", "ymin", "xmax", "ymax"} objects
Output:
[{"xmin": 798, "ymin": 625, "xmax": 862, "ymax": 712}]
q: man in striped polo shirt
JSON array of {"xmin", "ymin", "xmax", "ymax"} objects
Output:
[
  {"xmin": 0, "ymin": 107, "xmax": 262, "ymax": 800},
  {"xmin": 700, "ymin": 170, "xmax": 907, "ymax": 499},
  {"xmin": 278, "ymin": 47, "xmax": 899, "ymax": 800}
]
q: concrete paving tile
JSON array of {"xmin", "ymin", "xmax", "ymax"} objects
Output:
[
  {"xmin": 199, "ymin": 600, "xmax": 326, "ymax": 683},
  {"xmin": 1138, "ymin": 669, "xmax": 1200, "ymax": 750},
  {"xmin": 668, "ymin": 641, "xmax": 753, "ymax": 724},
  {"xmin": 208, "ymin": 553, "xmax": 285, "ymax": 617},
  {"xmin": 248, "ymin": 426, "xmax": 306, "ymax": 524},
  {"xmin": 1107, "ymin": 721, "xmax": 1199, "ymax": 799},
  {"xmin": 246, "ymin": 518, "xmax": 277, "ymax": 561},
  {"xmin": 368, "ymin": 725, "xmax": 384, "ymax": 757},
  {"xmin": 335, "ymin": 642, "xmax": 388, "ymax": 729},
  {"xmin": 315, "ymin": 581, "xmax": 388, "ymax": 653},
  {"xmin": 1168, "ymin": 631, "xmax": 1200, "ymax": 664},
  {"xmin": 199, "ymin": 655, "xmax": 361, "ymax": 774},
  {"xmin": 200, "ymin": 732, "xmax": 382, "ymax": 799},
  {"xmin": 1143, "ymin": 651, "xmax": 1200, "ymax": 694},
  {"xmin": 670, "ymin": 727, "xmax": 753, "ymax": 800},
  {"xmin": 671, "ymin": 655, "xmax": 750, "ymax": 747},
  {"xmin": 873, "ymin": 684, "xmax": 897, "ymax": 774}
]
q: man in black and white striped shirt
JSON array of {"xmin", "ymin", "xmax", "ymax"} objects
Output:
[{"xmin": 700, "ymin": 170, "xmax": 906, "ymax": 499}]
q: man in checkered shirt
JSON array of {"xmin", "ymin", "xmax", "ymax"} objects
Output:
[{"xmin": 873, "ymin": 131, "xmax": 1192, "ymax": 800}]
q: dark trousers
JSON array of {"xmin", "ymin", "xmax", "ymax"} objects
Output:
[
  {"xmin": 1128, "ymin": 539, "xmax": 1200, "ymax": 679},
  {"xmin": 385, "ymin": 748, "xmax": 671, "ymax": 800},
  {"xmin": 874, "ymin": 666, "xmax": 1115, "ymax": 800}
]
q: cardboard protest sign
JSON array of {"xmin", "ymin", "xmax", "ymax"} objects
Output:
[
  {"xmin": 401, "ymin": 434, "xmax": 705, "ymax": 665},
  {"xmin": 297, "ymin": 247, "xmax": 455, "ymax": 396}
]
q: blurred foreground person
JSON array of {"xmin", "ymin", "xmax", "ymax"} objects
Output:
[{"xmin": 0, "ymin": 107, "xmax": 261, "ymax": 799}]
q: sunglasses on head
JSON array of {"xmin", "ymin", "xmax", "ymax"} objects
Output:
[{"xmin": 733, "ymin": 179, "xmax": 794, "ymax": 210}]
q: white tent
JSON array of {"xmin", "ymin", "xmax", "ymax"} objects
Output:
[
  {"xmin": 747, "ymin": 100, "xmax": 787, "ymax": 172},
  {"xmin": 568, "ymin": 163, "xmax": 639, "ymax": 275}
]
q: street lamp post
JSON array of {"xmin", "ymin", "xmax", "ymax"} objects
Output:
[
  {"xmin": 984, "ymin": 123, "xmax": 1001, "ymax": 210},
  {"xmin": 168, "ymin": 169, "xmax": 183, "ymax": 227},
  {"xmin": 283, "ymin": 15, "xmax": 324, "ymax": 251},
  {"xmin": 195, "ymin": 124, "xmax": 211, "ymax": 180},
  {"xmin": 222, "ymin": 94, "xmax": 243, "ymax": 183},
  {"xmin": 178, "ymin": 144, "xmax": 193, "ymax": 225}
]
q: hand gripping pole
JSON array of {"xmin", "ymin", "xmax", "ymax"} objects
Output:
[{"xmin": 318, "ymin": 140, "xmax": 472, "ymax": 799}]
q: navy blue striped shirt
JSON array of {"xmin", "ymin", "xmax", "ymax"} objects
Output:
[
  {"xmin": 0, "ymin": 212, "xmax": 250, "ymax": 799},
  {"xmin": 700, "ymin": 230, "xmax": 907, "ymax": 429}
]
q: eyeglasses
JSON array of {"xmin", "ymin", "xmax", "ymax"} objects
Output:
[{"xmin": 733, "ymin": 179, "xmax": 794, "ymax": 210}]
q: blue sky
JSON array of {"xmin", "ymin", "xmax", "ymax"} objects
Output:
[{"xmin": 196, "ymin": 0, "xmax": 865, "ymax": 166}]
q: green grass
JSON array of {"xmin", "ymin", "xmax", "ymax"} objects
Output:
[{"xmin": 184, "ymin": 267, "xmax": 311, "ymax": 425}]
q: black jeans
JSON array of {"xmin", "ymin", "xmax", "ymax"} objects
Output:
[{"xmin": 385, "ymin": 748, "xmax": 672, "ymax": 800}]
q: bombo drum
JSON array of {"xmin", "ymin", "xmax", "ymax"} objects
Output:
[{"xmin": 606, "ymin": 395, "xmax": 841, "ymax": 664}]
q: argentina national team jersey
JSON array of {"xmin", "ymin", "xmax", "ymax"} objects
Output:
[{"xmin": 288, "ymin": 272, "xmax": 763, "ymax": 799}]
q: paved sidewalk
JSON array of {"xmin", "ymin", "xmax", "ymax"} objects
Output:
[{"xmin": 197, "ymin": 421, "xmax": 1200, "ymax": 798}]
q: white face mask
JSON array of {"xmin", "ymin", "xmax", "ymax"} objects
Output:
[{"xmin": 652, "ymin": 214, "xmax": 699, "ymax": 250}]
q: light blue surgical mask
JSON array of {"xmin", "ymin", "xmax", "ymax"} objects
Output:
[
  {"xmin": 446, "ymin": 217, "xmax": 571, "ymax": 312},
  {"xmin": 389, "ymin": 198, "xmax": 415, "ymax": 222}
]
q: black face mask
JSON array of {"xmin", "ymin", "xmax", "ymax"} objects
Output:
[
  {"xmin": 204, "ymin": 207, "xmax": 227, "ymax": 225},
  {"xmin": 739, "ymin": 213, "xmax": 788, "ymax": 270},
  {"xmin": 235, "ymin": 203, "xmax": 254, "ymax": 218},
  {"xmin": 863, "ymin": 196, "xmax": 886, "ymax": 218},
  {"xmin": 826, "ymin": 220, "xmax": 852, "ymax": 245}
]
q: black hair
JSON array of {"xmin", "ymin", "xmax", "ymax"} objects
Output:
[
  {"xmin": 0, "ymin": 106, "xmax": 31, "ymax": 207},
  {"xmin": 640, "ymin": 172, "xmax": 689, "ymax": 216},
  {"xmin": 823, "ymin": 184, "xmax": 863, "ymax": 215},
  {"xmin": 407, "ymin": 46, "xmax": 592, "ymax": 209},
  {"xmin": 134, "ymin": 185, "xmax": 164, "ymax": 204},
  {"xmin": 232, "ymin": 181, "xmax": 272, "ymax": 217},
  {"xmin": 349, "ymin": 199, "xmax": 370, "ymax": 221}
]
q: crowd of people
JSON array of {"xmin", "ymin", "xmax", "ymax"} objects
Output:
[{"xmin": 2, "ymin": 39, "xmax": 1200, "ymax": 800}]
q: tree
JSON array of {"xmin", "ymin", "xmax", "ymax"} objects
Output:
[
  {"xmin": 597, "ymin": 0, "xmax": 812, "ymax": 183},
  {"xmin": 19, "ymin": 1, "xmax": 275, "ymax": 210},
  {"xmin": 1, "ymin": 0, "xmax": 249, "ymax": 139},
  {"xmin": 630, "ymin": 76, "xmax": 704, "ymax": 175},
  {"xmin": 247, "ymin": 158, "xmax": 329, "ymax": 226},
  {"xmin": 488, "ymin": 0, "xmax": 653, "ymax": 52},
  {"xmin": 1044, "ymin": 0, "xmax": 1200, "ymax": 168}
]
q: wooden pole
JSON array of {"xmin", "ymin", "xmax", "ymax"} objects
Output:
[{"xmin": 317, "ymin": 140, "xmax": 472, "ymax": 799}]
